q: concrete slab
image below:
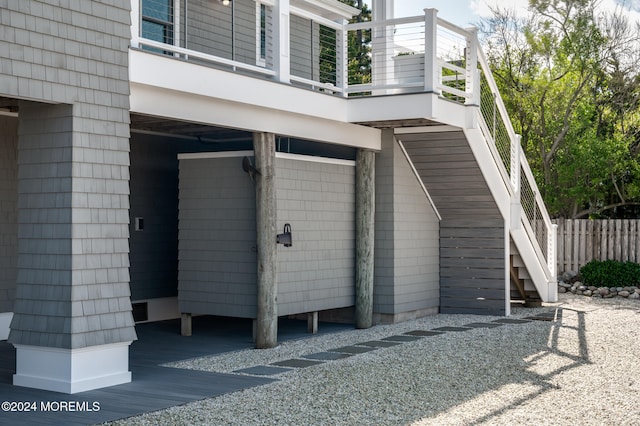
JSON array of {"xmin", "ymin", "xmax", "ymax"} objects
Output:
[
  {"xmin": 357, "ymin": 340, "xmax": 403, "ymax": 348},
  {"xmin": 270, "ymin": 359, "xmax": 325, "ymax": 368},
  {"xmin": 328, "ymin": 345, "xmax": 379, "ymax": 354},
  {"xmin": 303, "ymin": 352, "xmax": 353, "ymax": 361},
  {"xmin": 382, "ymin": 335, "xmax": 422, "ymax": 342},
  {"xmin": 404, "ymin": 330, "xmax": 445, "ymax": 337},
  {"xmin": 233, "ymin": 366, "xmax": 292, "ymax": 376},
  {"xmin": 431, "ymin": 326, "xmax": 472, "ymax": 332}
]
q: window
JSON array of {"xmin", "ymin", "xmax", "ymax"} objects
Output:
[
  {"xmin": 260, "ymin": 4, "xmax": 267, "ymax": 61},
  {"xmin": 142, "ymin": 0, "xmax": 174, "ymax": 51},
  {"xmin": 256, "ymin": 3, "xmax": 268, "ymax": 66}
]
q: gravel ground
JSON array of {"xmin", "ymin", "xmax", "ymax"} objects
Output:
[{"xmin": 107, "ymin": 294, "xmax": 640, "ymax": 426}]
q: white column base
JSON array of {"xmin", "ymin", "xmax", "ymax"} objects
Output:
[
  {"xmin": 13, "ymin": 341, "xmax": 133, "ymax": 394},
  {"xmin": 0, "ymin": 312, "xmax": 12, "ymax": 340}
]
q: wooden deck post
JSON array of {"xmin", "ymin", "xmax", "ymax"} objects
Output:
[
  {"xmin": 355, "ymin": 149, "xmax": 375, "ymax": 329},
  {"xmin": 254, "ymin": 132, "xmax": 278, "ymax": 348}
]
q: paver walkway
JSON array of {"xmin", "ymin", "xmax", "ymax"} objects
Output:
[
  {"xmin": 0, "ymin": 316, "xmax": 350, "ymax": 425},
  {"xmin": 0, "ymin": 311, "xmax": 561, "ymax": 425}
]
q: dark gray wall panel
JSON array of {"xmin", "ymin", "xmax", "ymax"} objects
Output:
[
  {"xmin": 399, "ymin": 131, "xmax": 506, "ymax": 316},
  {"xmin": 129, "ymin": 134, "xmax": 196, "ymax": 300},
  {"xmin": 0, "ymin": 116, "xmax": 18, "ymax": 312}
]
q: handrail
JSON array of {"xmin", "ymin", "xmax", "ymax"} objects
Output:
[
  {"xmin": 476, "ymin": 43, "xmax": 556, "ymax": 279},
  {"xmin": 133, "ymin": 4, "xmax": 343, "ymax": 94},
  {"xmin": 135, "ymin": 38, "xmax": 277, "ymax": 77},
  {"xmin": 131, "ymin": 3, "xmax": 556, "ymax": 282},
  {"xmin": 344, "ymin": 11, "xmax": 476, "ymax": 101}
]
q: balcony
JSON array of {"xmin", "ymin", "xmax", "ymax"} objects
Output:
[
  {"xmin": 131, "ymin": 1, "xmax": 478, "ymax": 101},
  {"xmin": 129, "ymin": 0, "xmax": 557, "ymax": 301}
]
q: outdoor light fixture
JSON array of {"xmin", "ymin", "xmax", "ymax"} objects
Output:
[{"xmin": 277, "ymin": 224, "xmax": 293, "ymax": 247}]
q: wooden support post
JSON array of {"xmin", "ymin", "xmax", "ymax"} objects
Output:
[
  {"xmin": 181, "ymin": 313, "xmax": 192, "ymax": 336},
  {"xmin": 254, "ymin": 132, "xmax": 278, "ymax": 348},
  {"xmin": 355, "ymin": 149, "xmax": 375, "ymax": 329},
  {"xmin": 307, "ymin": 312, "xmax": 318, "ymax": 334}
]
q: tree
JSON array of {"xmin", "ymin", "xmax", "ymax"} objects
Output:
[
  {"xmin": 318, "ymin": 1, "xmax": 371, "ymax": 87},
  {"xmin": 481, "ymin": 0, "xmax": 640, "ymax": 218},
  {"xmin": 344, "ymin": 0, "xmax": 372, "ymax": 85}
]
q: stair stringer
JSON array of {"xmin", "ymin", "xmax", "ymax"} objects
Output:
[{"xmin": 462, "ymin": 126, "xmax": 556, "ymax": 303}]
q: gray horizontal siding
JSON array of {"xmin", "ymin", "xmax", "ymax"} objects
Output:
[
  {"xmin": 180, "ymin": 0, "xmax": 259, "ymax": 67},
  {"xmin": 440, "ymin": 220, "xmax": 505, "ymax": 315},
  {"xmin": 375, "ymin": 131, "xmax": 440, "ymax": 318},
  {"xmin": 290, "ymin": 15, "xmax": 314, "ymax": 81},
  {"xmin": 399, "ymin": 131, "xmax": 506, "ymax": 315}
]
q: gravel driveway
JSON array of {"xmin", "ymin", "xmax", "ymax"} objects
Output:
[{"xmin": 109, "ymin": 293, "xmax": 640, "ymax": 425}]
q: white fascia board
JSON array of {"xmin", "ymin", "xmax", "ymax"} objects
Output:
[
  {"xmin": 347, "ymin": 93, "xmax": 436, "ymax": 123},
  {"xmin": 130, "ymin": 51, "xmax": 349, "ymax": 124},
  {"xmin": 291, "ymin": 0, "xmax": 360, "ymax": 20},
  {"xmin": 347, "ymin": 93, "xmax": 475, "ymax": 130},
  {"xmin": 130, "ymin": 82, "xmax": 381, "ymax": 150}
]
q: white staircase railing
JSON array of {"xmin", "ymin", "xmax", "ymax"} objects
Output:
[
  {"xmin": 476, "ymin": 47, "xmax": 557, "ymax": 285},
  {"xmin": 344, "ymin": 9, "xmax": 557, "ymax": 293}
]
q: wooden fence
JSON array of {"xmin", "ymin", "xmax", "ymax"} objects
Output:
[{"xmin": 554, "ymin": 219, "xmax": 640, "ymax": 273}]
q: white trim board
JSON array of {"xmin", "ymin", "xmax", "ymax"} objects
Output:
[
  {"xmin": 178, "ymin": 150, "xmax": 356, "ymax": 166},
  {"xmin": 13, "ymin": 342, "xmax": 133, "ymax": 394},
  {"xmin": 178, "ymin": 151, "xmax": 254, "ymax": 160}
]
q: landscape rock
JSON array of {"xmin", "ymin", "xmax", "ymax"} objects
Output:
[
  {"xmin": 556, "ymin": 273, "xmax": 640, "ymax": 301},
  {"xmin": 561, "ymin": 270, "xmax": 578, "ymax": 282}
]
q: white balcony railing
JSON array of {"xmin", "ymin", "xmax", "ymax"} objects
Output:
[
  {"xmin": 129, "ymin": 2, "xmax": 555, "ymax": 282},
  {"xmin": 477, "ymin": 47, "xmax": 557, "ymax": 281},
  {"xmin": 345, "ymin": 11, "xmax": 479, "ymax": 103}
]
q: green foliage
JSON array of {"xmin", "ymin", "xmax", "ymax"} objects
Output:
[
  {"xmin": 319, "ymin": 0, "xmax": 371, "ymax": 87},
  {"xmin": 579, "ymin": 259, "xmax": 640, "ymax": 287},
  {"xmin": 481, "ymin": 0, "xmax": 640, "ymax": 218}
]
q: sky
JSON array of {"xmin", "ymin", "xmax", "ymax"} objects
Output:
[{"xmin": 393, "ymin": 0, "xmax": 640, "ymax": 28}]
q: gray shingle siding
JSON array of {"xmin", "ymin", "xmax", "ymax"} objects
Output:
[
  {"xmin": 276, "ymin": 156, "xmax": 355, "ymax": 316},
  {"xmin": 2, "ymin": 0, "xmax": 136, "ymax": 348},
  {"xmin": 178, "ymin": 155, "xmax": 258, "ymax": 318},
  {"xmin": 374, "ymin": 131, "xmax": 440, "ymax": 317},
  {"xmin": 178, "ymin": 153, "xmax": 356, "ymax": 318}
]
